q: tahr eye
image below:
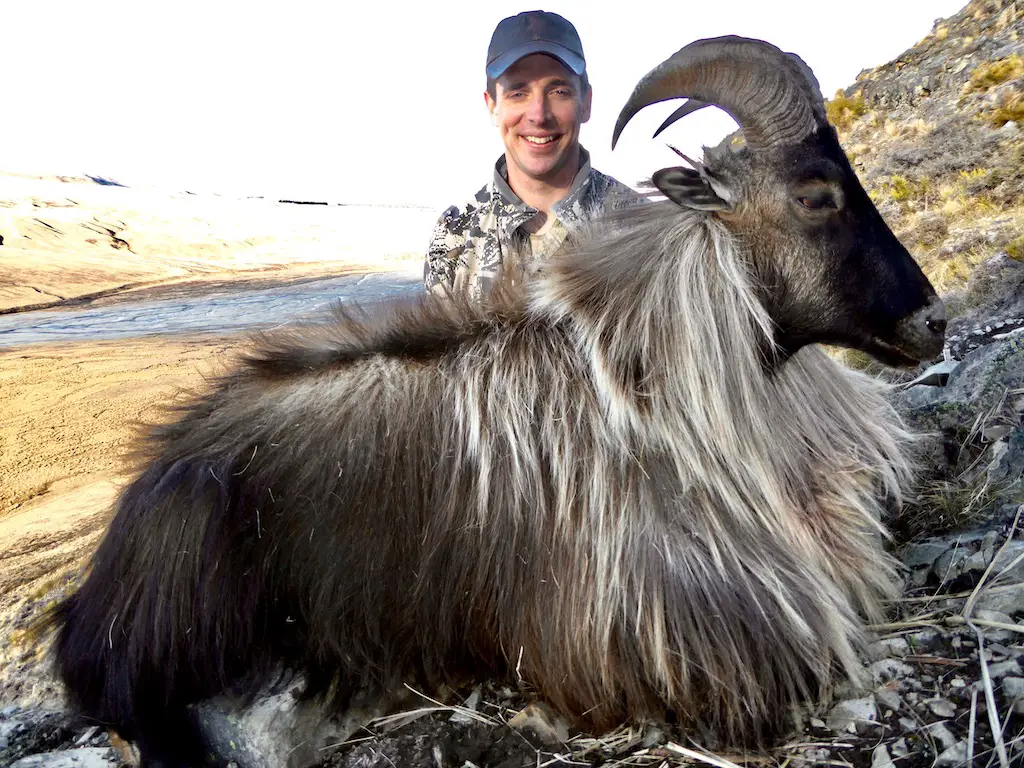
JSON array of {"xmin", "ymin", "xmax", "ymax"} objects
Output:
[{"xmin": 798, "ymin": 193, "xmax": 837, "ymax": 210}]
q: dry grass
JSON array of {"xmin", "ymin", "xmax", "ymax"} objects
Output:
[
  {"xmin": 896, "ymin": 391, "xmax": 1016, "ymax": 542},
  {"xmin": 1007, "ymin": 235, "xmax": 1024, "ymax": 261},
  {"xmin": 883, "ymin": 117, "xmax": 935, "ymax": 140},
  {"xmin": 825, "ymin": 89, "xmax": 868, "ymax": 132},
  {"xmin": 926, "ymin": 247, "xmax": 989, "ymax": 295},
  {"xmin": 964, "ymin": 55, "xmax": 1024, "ymax": 94},
  {"xmin": 984, "ymin": 91, "xmax": 1024, "ymax": 127}
]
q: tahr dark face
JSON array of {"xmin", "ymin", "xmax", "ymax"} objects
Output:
[{"xmin": 707, "ymin": 127, "xmax": 945, "ymax": 366}]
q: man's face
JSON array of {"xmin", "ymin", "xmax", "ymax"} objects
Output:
[{"xmin": 485, "ymin": 54, "xmax": 592, "ymax": 185}]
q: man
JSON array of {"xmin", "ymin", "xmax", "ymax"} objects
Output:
[{"xmin": 424, "ymin": 10, "xmax": 641, "ymax": 299}]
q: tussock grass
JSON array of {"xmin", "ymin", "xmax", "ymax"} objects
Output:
[
  {"xmin": 965, "ymin": 55, "xmax": 1024, "ymax": 94},
  {"xmin": 984, "ymin": 91, "xmax": 1024, "ymax": 127},
  {"xmin": 1007, "ymin": 235, "xmax": 1024, "ymax": 261},
  {"xmin": 825, "ymin": 89, "xmax": 868, "ymax": 132}
]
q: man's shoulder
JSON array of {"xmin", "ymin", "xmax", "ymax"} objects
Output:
[
  {"xmin": 588, "ymin": 168, "xmax": 645, "ymax": 207},
  {"xmin": 433, "ymin": 184, "xmax": 495, "ymax": 235},
  {"xmin": 557, "ymin": 167, "xmax": 646, "ymax": 223}
]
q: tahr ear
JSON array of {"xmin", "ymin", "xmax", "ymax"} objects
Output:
[{"xmin": 652, "ymin": 167, "xmax": 734, "ymax": 212}]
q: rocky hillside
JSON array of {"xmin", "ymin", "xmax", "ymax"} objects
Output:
[{"xmin": 831, "ymin": 0, "xmax": 1024, "ymax": 314}]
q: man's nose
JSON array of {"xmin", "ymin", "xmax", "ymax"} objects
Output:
[{"xmin": 525, "ymin": 94, "xmax": 551, "ymax": 123}]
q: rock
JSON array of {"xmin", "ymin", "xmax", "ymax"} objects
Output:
[
  {"xmin": 870, "ymin": 659, "xmax": 915, "ymax": 684},
  {"xmin": 871, "ymin": 744, "xmax": 896, "ymax": 768},
  {"xmin": 826, "ymin": 696, "xmax": 877, "ymax": 733},
  {"xmin": 508, "ymin": 703, "xmax": 569, "ymax": 747},
  {"xmin": 875, "ymin": 686, "xmax": 901, "ymax": 712},
  {"xmin": 641, "ymin": 727, "xmax": 665, "ymax": 748},
  {"xmin": 935, "ymin": 742, "xmax": 969, "ymax": 767},
  {"xmin": 926, "ymin": 698, "xmax": 957, "ymax": 718},
  {"xmin": 986, "ymin": 660, "xmax": 1023, "ymax": 679},
  {"xmin": 891, "ymin": 738, "xmax": 909, "ymax": 758},
  {"xmin": 975, "ymin": 582, "xmax": 1024, "ymax": 615},
  {"xmin": 1003, "ymin": 676, "xmax": 1024, "ymax": 715},
  {"xmin": 193, "ymin": 680, "xmax": 386, "ymax": 768},
  {"xmin": 898, "ymin": 717, "xmax": 919, "ymax": 734},
  {"xmin": 927, "ymin": 721, "xmax": 958, "ymax": 750},
  {"xmin": 901, "ymin": 539, "xmax": 955, "ymax": 569},
  {"xmin": 448, "ymin": 686, "xmax": 482, "ymax": 725},
  {"xmin": 904, "ymin": 359, "xmax": 959, "ymax": 387},
  {"xmin": 10, "ymin": 748, "xmax": 119, "ymax": 768},
  {"xmin": 990, "ymin": 540, "xmax": 1024, "ymax": 580},
  {"xmin": 870, "ymin": 637, "xmax": 910, "ymax": 658}
]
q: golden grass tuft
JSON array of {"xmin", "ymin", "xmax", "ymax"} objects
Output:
[
  {"xmin": 826, "ymin": 89, "xmax": 868, "ymax": 131},
  {"xmin": 925, "ymin": 247, "xmax": 988, "ymax": 294},
  {"xmin": 1007, "ymin": 235, "xmax": 1024, "ymax": 261},
  {"xmin": 878, "ymin": 174, "xmax": 933, "ymax": 205},
  {"xmin": 983, "ymin": 91, "xmax": 1024, "ymax": 127},
  {"xmin": 964, "ymin": 54, "xmax": 1024, "ymax": 94}
]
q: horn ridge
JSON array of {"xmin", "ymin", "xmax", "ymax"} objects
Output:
[{"xmin": 612, "ymin": 35, "xmax": 827, "ymax": 152}]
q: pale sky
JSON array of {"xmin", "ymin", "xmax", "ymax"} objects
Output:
[{"xmin": 5, "ymin": 1, "xmax": 967, "ymax": 210}]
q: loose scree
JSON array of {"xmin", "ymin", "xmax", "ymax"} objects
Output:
[{"xmin": 52, "ymin": 36, "xmax": 946, "ymax": 766}]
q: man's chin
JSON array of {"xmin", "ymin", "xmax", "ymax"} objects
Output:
[{"xmin": 512, "ymin": 154, "xmax": 571, "ymax": 183}]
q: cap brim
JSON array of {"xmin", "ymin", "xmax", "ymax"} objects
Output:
[{"xmin": 486, "ymin": 41, "xmax": 585, "ymax": 79}]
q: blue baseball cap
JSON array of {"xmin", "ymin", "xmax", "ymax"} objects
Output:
[{"xmin": 486, "ymin": 11, "xmax": 586, "ymax": 80}]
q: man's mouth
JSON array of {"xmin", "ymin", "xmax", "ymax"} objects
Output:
[{"xmin": 522, "ymin": 135, "xmax": 559, "ymax": 145}]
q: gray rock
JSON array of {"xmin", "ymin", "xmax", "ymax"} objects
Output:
[
  {"xmin": 901, "ymin": 539, "xmax": 955, "ymax": 569},
  {"xmin": 194, "ymin": 680, "xmax": 386, "ymax": 768},
  {"xmin": 897, "ymin": 337, "xmax": 1024, "ymax": 435},
  {"xmin": 926, "ymin": 698, "xmax": 957, "ymax": 718},
  {"xmin": 448, "ymin": 686, "xmax": 482, "ymax": 725},
  {"xmin": 641, "ymin": 726, "xmax": 665, "ymax": 748},
  {"xmin": 904, "ymin": 359, "xmax": 959, "ymax": 387},
  {"xmin": 10, "ymin": 749, "xmax": 119, "ymax": 768},
  {"xmin": 869, "ymin": 659, "xmax": 915, "ymax": 684},
  {"xmin": 974, "ymin": 583, "xmax": 1024, "ymax": 615},
  {"xmin": 935, "ymin": 742, "xmax": 968, "ymax": 767},
  {"xmin": 898, "ymin": 717, "xmax": 919, "ymax": 734},
  {"xmin": 1003, "ymin": 677, "xmax": 1024, "ymax": 715},
  {"xmin": 986, "ymin": 659, "xmax": 1023, "ymax": 679},
  {"xmin": 927, "ymin": 721, "xmax": 958, "ymax": 750},
  {"xmin": 508, "ymin": 703, "xmax": 569, "ymax": 746},
  {"xmin": 871, "ymin": 744, "xmax": 896, "ymax": 768},
  {"xmin": 870, "ymin": 637, "xmax": 910, "ymax": 659},
  {"xmin": 990, "ymin": 540, "xmax": 1024, "ymax": 581},
  {"xmin": 890, "ymin": 738, "xmax": 909, "ymax": 758},
  {"xmin": 875, "ymin": 686, "xmax": 901, "ymax": 712},
  {"xmin": 826, "ymin": 696, "xmax": 877, "ymax": 733}
]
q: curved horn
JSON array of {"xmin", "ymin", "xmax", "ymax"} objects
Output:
[
  {"xmin": 652, "ymin": 99, "xmax": 711, "ymax": 139},
  {"xmin": 612, "ymin": 36, "xmax": 827, "ymax": 151}
]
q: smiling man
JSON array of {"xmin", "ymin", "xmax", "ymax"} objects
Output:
[{"xmin": 424, "ymin": 10, "xmax": 641, "ymax": 299}]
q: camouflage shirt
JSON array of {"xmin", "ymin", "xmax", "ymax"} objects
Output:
[{"xmin": 424, "ymin": 147, "xmax": 642, "ymax": 299}]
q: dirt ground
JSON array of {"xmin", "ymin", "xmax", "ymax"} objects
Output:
[{"xmin": 0, "ymin": 334, "xmax": 240, "ymax": 706}]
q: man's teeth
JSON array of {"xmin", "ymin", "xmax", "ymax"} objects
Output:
[{"xmin": 524, "ymin": 136, "xmax": 556, "ymax": 144}]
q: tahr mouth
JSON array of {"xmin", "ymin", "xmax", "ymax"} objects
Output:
[{"xmin": 864, "ymin": 336, "xmax": 926, "ymax": 368}]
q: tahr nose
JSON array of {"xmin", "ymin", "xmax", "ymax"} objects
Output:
[{"xmin": 897, "ymin": 295, "xmax": 946, "ymax": 360}]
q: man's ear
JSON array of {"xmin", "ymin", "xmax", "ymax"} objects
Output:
[
  {"xmin": 484, "ymin": 91, "xmax": 497, "ymax": 124},
  {"xmin": 580, "ymin": 87, "xmax": 592, "ymax": 124},
  {"xmin": 652, "ymin": 167, "xmax": 734, "ymax": 212}
]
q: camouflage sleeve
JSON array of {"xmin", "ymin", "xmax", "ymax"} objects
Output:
[{"xmin": 424, "ymin": 205, "xmax": 462, "ymax": 295}]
